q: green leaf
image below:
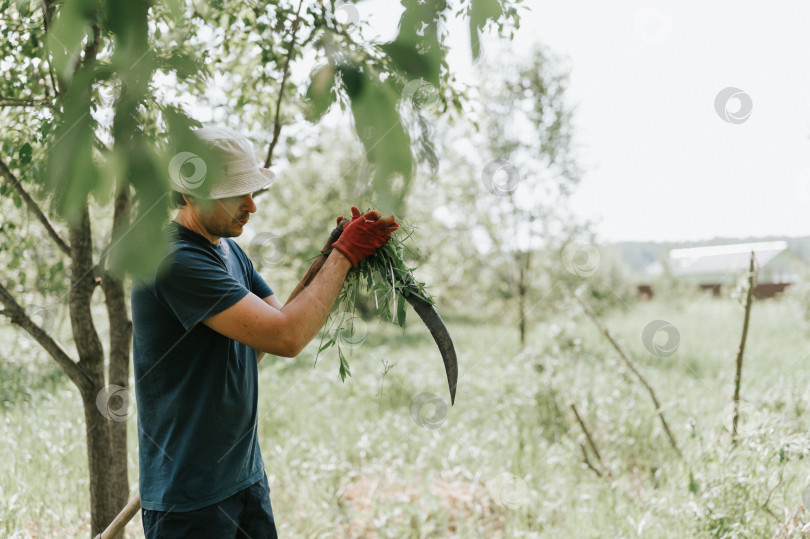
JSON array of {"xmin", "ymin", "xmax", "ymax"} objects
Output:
[
  {"xmin": 162, "ymin": 105, "xmax": 224, "ymax": 200},
  {"xmin": 688, "ymin": 472, "xmax": 699, "ymax": 494},
  {"xmin": 382, "ymin": 41, "xmax": 439, "ymax": 85},
  {"xmin": 157, "ymin": 51, "xmax": 208, "ymax": 81},
  {"xmin": 304, "ymin": 64, "xmax": 336, "ymax": 122},
  {"xmin": 318, "ymin": 338, "xmax": 335, "ymax": 353},
  {"xmin": 396, "ymin": 293, "xmax": 407, "ymax": 327},
  {"xmin": 337, "ymin": 64, "xmax": 364, "ymax": 98},
  {"xmin": 346, "ymin": 76, "xmax": 412, "ymax": 214},
  {"xmin": 165, "ymin": 0, "xmax": 184, "ymax": 19},
  {"xmin": 338, "ymin": 347, "xmax": 352, "ymax": 382},
  {"xmin": 469, "ymin": 0, "xmax": 504, "ymax": 60},
  {"xmin": 46, "ymin": 77, "xmax": 99, "ymax": 219},
  {"xmin": 19, "ymin": 143, "xmax": 32, "ymax": 165},
  {"xmin": 382, "ymin": 0, "xmax": 446, "ymax": 85},
  {"xmin": 46, "ymin": 0, "xmax": 98, "ymax": 83},
  {"xmin": 106, "ymin": 141, "xmax": 173, "ymax": 278}
]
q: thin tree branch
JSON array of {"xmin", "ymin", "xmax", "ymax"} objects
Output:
[
  {"xmin": 578, "ymin": 444, "xmax": 602, "ymax": 477},
  {"xmin": 732, "ymin": 251, "xmax": 757, "ymax": 444},
  {"xmin": 101, "ymin": 187, "xmax": 133, "ymax": 387},
  {"xmin": 0, "ymin": 157, "xmax": 71, "ymax": 255},
  {"xmin": 38, "ymin": 61, "xmax": 52, "ymax": 101},
  {"xmin": 577, "ymin": 296, "xmax": 683, "ymax": 459},
  {"xmin": 0, "ymin": 97, "xmax": 54, "ymax": 108},
  {"xmin": 68, "ymin": 205, "xmax": 106, "ymax": 381},
  {"xmin": 760, "ymin": 467, "xmax": 783, "ymax": 521},
  {"xmin": 261, "ymin": 0, "xmax": 305, "ymax": 171},
  {"xmin": 0, "ymin": 282, "xmax": 93, "ymax": 389},
  {"xmin": 297, "ymin": 27, "xmax": 319, "ymax": 50},
  {"xmin": 83, "ymin": 24, "xmax": 101, "ymax": 65},
  {"xmin": 570, "ymin": 402, "xmax": 604, "ymax": 465},
  {"xmin": 99, "ymin": 185, "xmax": 133, "ymax": 526},
  {"xmin": 318, "ymin": 0, "xmax": 364, "ymax": 45},
  {"xmin": 43, "ymin": 0, "xmax": 63, "ymax": 99}
]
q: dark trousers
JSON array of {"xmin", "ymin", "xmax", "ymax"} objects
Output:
[{"xmin": 142, "ymin": 472, "xmax": 278, "ymax": 538}]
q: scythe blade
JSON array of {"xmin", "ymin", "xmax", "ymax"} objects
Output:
[{"xmin": 404, "ymin": 294, "xmax": 458, "ymax": 405}]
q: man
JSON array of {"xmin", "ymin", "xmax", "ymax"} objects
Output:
[{"xmin": 131, "ymin": 126, "xmax": 397, "ymax": 538}]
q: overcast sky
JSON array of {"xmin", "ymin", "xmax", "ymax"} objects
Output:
[{"xmin": 361, "ymin": 0, "xmax": 810, "ymax": 243}]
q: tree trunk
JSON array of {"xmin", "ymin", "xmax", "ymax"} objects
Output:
[
  {"xmin": 516, "ymin": 252, "xmax": 531, "ymax": 349},
  {"xmin": 518, "ymin": 283, "xmax": 526, "ymax": 349},
  {"xmin": 68, "ymin": 205, "xmax": 129, "ymax": 536},
  {"xmin": 100, "ymin": 190, "xmax": 134, "ymax": 535},
  {"xmin": 81, "ymin": 390, "xmax": 128, "ymax": 538},
  {"xmin": 96, "ymin": 275, "xmax": 131, "ymax": 538}
]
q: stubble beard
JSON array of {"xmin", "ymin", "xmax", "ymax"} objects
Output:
[{"xmin": 202, "ymin": 215, "xmax": 243, "ymax": 240}]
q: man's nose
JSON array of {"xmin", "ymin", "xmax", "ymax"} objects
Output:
[{"xmin": 242, "ymin": 194, "xmax": 257, "ymax": 213}]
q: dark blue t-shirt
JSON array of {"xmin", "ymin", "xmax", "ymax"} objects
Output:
[{"xmin": 131, "ymin": 221, "xmax": 273, "ymax": 511}]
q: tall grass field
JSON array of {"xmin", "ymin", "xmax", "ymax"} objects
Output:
[{"xmin": 2, "ymin": 294, "xmax": 810, "ymax": 537}]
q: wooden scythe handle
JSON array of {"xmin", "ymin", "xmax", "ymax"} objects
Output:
[
  {"xmin": 94, "ymin": 494, "xmax": 141, "ymax": 539},
  {"xmin": 286, "ymin": 218, "xmax": 348, "ymax": 303}
]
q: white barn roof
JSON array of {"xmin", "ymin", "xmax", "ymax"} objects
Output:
[{"xmin": 667, "ymin": 241, "xmax": 803, "ymax": 285}]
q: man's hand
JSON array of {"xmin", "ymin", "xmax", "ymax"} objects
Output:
[
  {"xmin": 331, "ymin": 208, "xmax": 398, "ymax": 267},
  {"xmin": 321, "ymin": 216, "xmax": 350, "ymax": 255},
  {"xmin": 323, "ymin": 206, "xmax": 365, "ymax": 253},
  {"xmin": 285, "ymin": 208, "xmax": 367, "ymax": 307}
]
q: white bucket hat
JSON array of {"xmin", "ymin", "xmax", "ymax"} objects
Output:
[{"xmin": 168, "ymin": 126, "xmax": 276, "ymax": 199}]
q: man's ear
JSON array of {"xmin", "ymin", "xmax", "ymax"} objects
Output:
[{"xmin": 188, "ymin": 195, "xmax": 217, "ymax": 213}]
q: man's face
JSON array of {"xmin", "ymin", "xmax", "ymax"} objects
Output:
[{"xmin": 193, "ymin": 193, "xmax": 257, "ymax": 239}]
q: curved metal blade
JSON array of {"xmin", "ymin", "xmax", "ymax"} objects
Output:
[{"xmin": 404, "ymin": 294, "xmax": 458, "ymax": 405}]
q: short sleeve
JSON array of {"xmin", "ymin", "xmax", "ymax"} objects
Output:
[
  {"xmin": 250, "ymin": 264, "xmax": 273, "ymax": 299},
  {"xmin": 155, "ymin": 248, "xmax": 250, "ymax": 330}
]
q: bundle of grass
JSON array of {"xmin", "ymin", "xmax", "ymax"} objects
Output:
[{"xmin": 317, "ymin": 219, "xmax": 433, "ymax": 381}]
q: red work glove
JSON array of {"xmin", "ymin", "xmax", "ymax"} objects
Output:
[
  {"xmin": 321, "ymin": 216, "xmax": 350, "ymax": 255},
  {"xmin": 335, "ymin": 206, "xmax": 363, "ymax": 227},
  {"xmin": 331, "ymin": 207, "xmax": 398, "ymax": 267},
  {"xmin": 321, "ymin": 207, "xmax": 363, "ymax": 254}
]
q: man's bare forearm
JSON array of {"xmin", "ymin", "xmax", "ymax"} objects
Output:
[
  {"xmin": 285, "ymin": 253, "xmax": 329, "ymax": 306},
  {"xmin": 278, "ymin": 250, "xmax": 351, "ymax": 354},
  {"xmin": 257, "ymin": 252, "xmax": 339, "ymax": 364},
  {"xmin": 286, "ymin": 217, "xmax": 348, "ymax": 305}
]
